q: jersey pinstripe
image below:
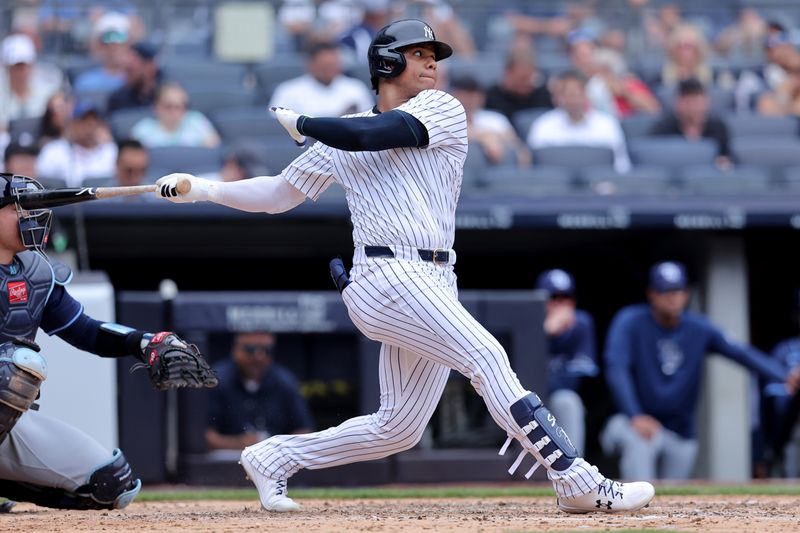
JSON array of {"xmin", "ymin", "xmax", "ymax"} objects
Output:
[
  {"xmin": 281, "ymin": 89, "xmax": 467, "ymax": 249},
  {"xmin": 244, "ymin": 89, "xmax": 604, "ymax": 500}
]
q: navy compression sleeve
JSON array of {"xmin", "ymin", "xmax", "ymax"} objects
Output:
[
  {"xmin": 56, "ymin": 312, "xmax": 148, "ymax": 358},
  {"xmin": 297, "ymin": 110, "xmax": 429, "ymax": 151}
]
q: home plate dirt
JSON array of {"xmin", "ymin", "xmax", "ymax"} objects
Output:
[{"xmin": 2, "ymin": 495, "xmax": 799, "ymax": 532}]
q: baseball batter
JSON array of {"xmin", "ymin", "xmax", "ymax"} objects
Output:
[
  {"xmin": 155, "ymin": 19, "xmax": 655, "ymax": 514},
  {"xmin": 0, "ymin": 173, "xmax": 216, "ymax": 511}
]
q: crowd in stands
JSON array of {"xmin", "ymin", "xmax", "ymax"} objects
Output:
[{"xmin": 1, "ymin": 1, "xmax": 800, "ymax": 195}]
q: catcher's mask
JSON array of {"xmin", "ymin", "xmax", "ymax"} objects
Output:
[
  {"xmin": 367, "ymin": 19, "xmax": 453, "ymax": 93},
  {"xmin": 0, "ymin": 173, "xmax": 52, "ymax": 254}
]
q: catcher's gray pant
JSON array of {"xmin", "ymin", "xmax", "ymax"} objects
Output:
[
  {"xmin": 0, "ymin": 409, "xmax": 113, "ymax": 490},
  {"xmin": 245, "ymin": 250, "xmax": 602, "ymax": 497},
  {"xmin": 601, "ymin": 413, "xmax": 698, "ymax": 480},
  {"xmin": 548, "ymin": 389, "xmax": 586, "ymax": 456}
]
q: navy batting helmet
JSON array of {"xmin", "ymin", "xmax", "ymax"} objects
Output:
[
  {"xmin": 1, "ymin": 173, "xmax": 52, "ymax": 254},
  {"xmin": 367, "ymin": 19, "xmax": 453, "ymax": 93}
]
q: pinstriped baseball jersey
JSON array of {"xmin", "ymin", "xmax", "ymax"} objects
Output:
[{"xmin": 280, "ymin": 89, "xmax": 467, "ymax": 250}]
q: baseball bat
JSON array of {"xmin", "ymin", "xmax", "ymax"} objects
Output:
[{"xmin": 16, "ymin": 178, "xmax": 192, "ymax": 209}]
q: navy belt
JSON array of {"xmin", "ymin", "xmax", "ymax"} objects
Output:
[{"xmin": 364, "ymin": 246, "xmax": 452, "ymax": 265}]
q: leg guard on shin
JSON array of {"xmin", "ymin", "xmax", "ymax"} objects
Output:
[
  {"xmin": 499, "ymin": 393, "xmax": 578, "ymax": 478},
  {"xmin": 0, "ymin": 449, "xmax": 141, "ymax": 510}
]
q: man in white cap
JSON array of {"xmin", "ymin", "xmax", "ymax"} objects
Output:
[
  {"xmin": 73, "ymin": 12, "xmax": 131, "ymax": 95},
  {"xmin": 0, "ymin": 34, "xmax": 60, "ymax": 127}
]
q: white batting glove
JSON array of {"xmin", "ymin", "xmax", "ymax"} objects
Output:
[
  {"xmin": 155, "ymin": 173, "xmax": 220, "ymax": 203},
  {"xmin": 270, "ymin": 106, "xmax": 307, "ymax": 146}
]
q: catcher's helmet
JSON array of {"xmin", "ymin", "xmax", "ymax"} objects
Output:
[
  {"xmin": 1, "ymin": 173, "xmax": 52, "ymax": 254},
  {"xmin": 368, "ymin": 19, "xmax": 453, "ymax": 93}
]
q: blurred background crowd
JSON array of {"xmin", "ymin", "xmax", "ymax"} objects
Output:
[{"xmin": 3, "ymin": 0, "xmax": 800, "ymax": 195}]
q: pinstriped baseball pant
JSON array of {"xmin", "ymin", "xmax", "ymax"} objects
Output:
[{"xmin": 244, "ymin": 249, "xmax": 601, "ymax": 497}]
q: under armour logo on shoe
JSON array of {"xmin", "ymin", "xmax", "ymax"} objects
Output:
[{"xmin": 595, "ymin": 500, "xmax": 612, "ymax": 509}]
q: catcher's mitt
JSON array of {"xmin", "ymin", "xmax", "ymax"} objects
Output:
[{"xmin": 132, "ymin": 332, "xmax": 218, "ymax": 391}]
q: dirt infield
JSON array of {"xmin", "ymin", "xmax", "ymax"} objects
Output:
[{"xmin": 3, "ymin": 495, "xmax": 799, "ymax": 532}]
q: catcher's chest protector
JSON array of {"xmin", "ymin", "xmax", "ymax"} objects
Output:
[{"xmin": 0, "ymin": 252, "xmax": 68, "ymax": 343}]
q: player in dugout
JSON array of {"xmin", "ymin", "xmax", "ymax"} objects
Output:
[
  {"xmin": 0, "ymin": 173, "xmax": 217, "ymax": 511},
  {"xmin": 153, "ymin": 19, "xmax": 657, "ymax": 515}
]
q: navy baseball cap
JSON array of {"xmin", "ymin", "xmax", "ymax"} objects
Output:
[
  {"xmin": 649, "ymin": 261, "xmax": 688, "ymax": 292},
  {"xmin": 72, "ymin": 100, "xmax": 99, "ymax": 120},
  {"xmin": 536, "ymin": 269, "xmax": 575, "ymax": 297}
]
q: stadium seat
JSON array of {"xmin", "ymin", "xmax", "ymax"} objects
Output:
[
  {"xmin": 512, "ymin": 108, "xmax": 548, "ymax": 139},
  {"xmin": 480, "ymin": 165, "xmax": 576, "ymax": 196},
  {"xmin": 656, "ymin": 85, "xmax": 735, "ymax": 115},
  {"xmin": 148, "ymin": 146, "xmax": 223, "ymax": 177},
  {"xmin": 109, "ymin": 107, "xmax": 153, "ymax": 140},
  {"xmin": 447, "ymin": 53, "xmax": 505, "ymax": 88},
  {"xmin": 210, "ymin": 106, "xmax": 286, "ymax": 142},
  {"xmin": 187, "ymin": 86, "xmax": 256, "ymax": 115},
  {"xmin": 254, "ymin": 136, "xmax": 308, "ymax": 174},
  {"xmin": 579, "ymin": 165, "xmax": 674, "ymax": 195},
  {"xmin": 782, "ymin": 166, "xmax": 800, "ymax": 191},
  {"xmin": 162, "ymin": 60, "xmax": 247, "ymax": 85},
  {"xmin": 620, "ymin": 114, "xmax": 659, "ymax": 140},
  {"xmin": 732, "ymin": 137, "xmax": 800, "ymax": 182},
  {"xmin": 254, "ymin": 56, "xmax": 307, "ymax": 92},
  {"xmin": 678, "ymin": 165, "xmax": 771, "ymax": 194},
  {"xmin": 532, "ymin": 145, "xmax": 615, "ymax": 169},
  {"xmin": 628, "ymin": 136, "xmax": 716, "ymax": 171},
  {"xmin": 81, "ymin": 176, "xmax": 115, "ymax": 188},
  {"xmin": 725, "ymin": 115, "xmax": 798, "ymax": 139}
]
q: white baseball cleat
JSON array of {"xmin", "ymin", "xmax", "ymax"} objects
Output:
[
  {"xmin": 240, "ymin": 451, "xmax": 300, "ymax": 512},
  {"xmin": 557, "ymin": 478, "xmax": 654, "ymax": 514}
]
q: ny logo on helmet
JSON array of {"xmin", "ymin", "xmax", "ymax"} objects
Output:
[{"xmin": 424, "ymin": 25, "xmax": 434, "ymax": 40}]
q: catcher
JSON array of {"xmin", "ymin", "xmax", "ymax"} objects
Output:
[{"xmin": 0, "ymin": 173, "xmax": 217, "ymax": 511}]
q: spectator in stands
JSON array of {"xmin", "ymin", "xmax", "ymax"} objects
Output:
[
  {"xmin": 649, "ymin": 78, "xmax": 732, "ymax": 170},
  {"xmin": 0, "ymin": 34, "xmax": 61, "ymax": 127},
  {"xmin": 450, "ymin": 75, "xmax": 530, "ymax": 167},
  {"xmin": 73, "ymin": 12, "xmax": 131, "ymax": 95},
  {"xmin": 3, "ymin": 142, "xmax": 38, "ymax": 176},
  {"xmin": 506, "ymin": 0, "xmax": 602, "ymax": 47},
  {"xmin": 484, "ymin": 46, "xmax": 552, "ymax": 122},
  {"xmin": 593, "ymin": 47, "xmax": 661, "ymax": 117},
  {"xmin": 395, "ymin": 0, "xmax": 476, "ymax": 58},
  {"xmin": 658, "ymin": 24, "xmax": 713, "ymax": 88},
  {"xmin": 568, "ymin": 30, "xmax": 617, "ymax": 116},
  {"xmin": 527, "ymin": 70, "xmax": 630, "ymax": 173},
  {"xmin": 114, "ymin": 139, "xmax": 149, "ymax": 187},
  {"xmin": 641, "ymin": 2, "xmax": 683, "ymax": 54},
  {"xmin": 340, "ymin": 0, "xmax": 391, "ymax": 68},
  {"xmin": 220, "ymin": 141, "xmax": 271, "ymax": 182},
  {"xmin": 536, "ymin": 269, "xmax": 598, "ymax": 456},
  {"xmin": 277, "ymin": 0, "xmax": 359, "ymax": 52},
  {"xmin": 131, "ymin": 82, "xmax": 220, "ymax": 148},
  {"xmin": 107, "ymin": 41, "xmax": 160, "ymax": 114},
  {"xmin": 37, "ymin": 90, "xmax": 70, "ymax": 148},
  {"xmin": 714, "ymin": 7, "xmax": 767, "ymax": 60},
  {"xmin": 601, "ymin": 261, "xmax": 799, "ymax": 480},
  {"xmin": 756, "ymin": 53, "xmax": 800, "ymax": 118},
  {"xmin": 207, "ymin": 332, "xmax": 313, "ymax": 451},
  {"xmin": 269, "ymin": 41, "xmax": 374, "ymax": 117},
  {"xmin": 736, "ymin": 26, "xmax": 796, "ymax": 113},
  {"xmin": 36, "ymin": 100, "xmax": 117, "ymax": 186}
]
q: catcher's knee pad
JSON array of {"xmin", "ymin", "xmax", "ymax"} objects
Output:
[
  {"xmin": 499, "ymin": 393, "xmax": 577, "ymax": 478},
  {"xmin": 0, "ymin": 340, "xmax": 47, "ymax": 444},
  {"xmin": 81, "ymin": 448, "xmax": 141, "ymax": 509}
]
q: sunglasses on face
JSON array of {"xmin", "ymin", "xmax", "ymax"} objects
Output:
[{"xmin": 238, "ymin": 343, "xmax": 274, "ymax": 356}]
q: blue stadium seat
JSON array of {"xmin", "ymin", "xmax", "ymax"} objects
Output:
[
  {"xmin": 512, "ymin": 108, "xmax": 548, "ymax": 139},
  {"xmin": 462, "ymin": 143, "xmax": 488, "ymax": 191},
  {"xmin": 161, "ymin": 60, "xmax": 247, "ymax": 85},
  {"xmin": 8, "ymin": 117, "xmax": 40, "ymax": 145},
  {"xmin": 621, "ymin": 114, "xmax": 659, "ymax": 140},
  {"xmin": 579, "ymin": 165, "xmax": 674, "ymax": 195},
  {"xmin": 532, "ymin": 145, "xmax": 615, "ymax": 169},
  {"xmin": 732, "ymin": 137, "xmax": 800, "ymax": 181},
  {"xmin": 210, "ymin": 106, "xmax": 287, "ymax": 142},
  {"xmin": 480, "ymin": 165, "xmax": 576, "ymax": 196},
  {"xmin": 254, "ymin": 56, "xmax": 308, "ymax": 93},
  {"xmin": 109, "ymin": 107, "xmax": 153, "ymax": 140},
  {"xmin": 725, "ymin": 114, "xmax": 798, "ymax": 139},
  {"xmin": 656, "ymin": 85, "xmax": 735, "ymax": 115},
  {"xmin": 678, "ymin": 165, "xmax": 771, "ymax": 194},
  {"xmin": 148, "ymin": 146, "xmax": 223, "ymax": 178},
  {"xmin": 628, "ymin": 136, "xmax": 716, "ymax": 171},
  {"xmin": 254, "ymin": 136, "xmax": 308, "ymax": 174},
  {"xmin": 186, "ymin": 86, "xmax": 257, "ymax": 115}
]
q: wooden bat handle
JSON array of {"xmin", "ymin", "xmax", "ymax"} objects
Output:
[{"xmin": 94, "ymin": 177, "xmax": 192, "ymax": 199}]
